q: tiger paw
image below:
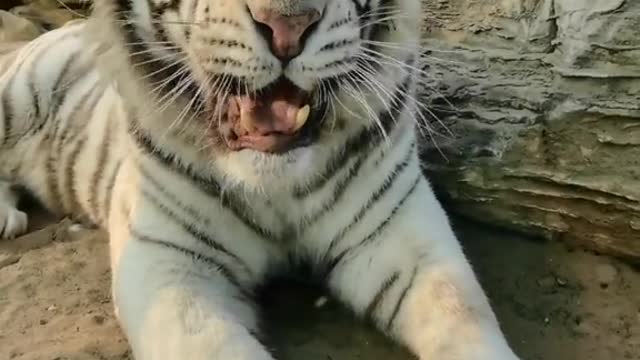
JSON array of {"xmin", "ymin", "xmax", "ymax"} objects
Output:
[{"xmin": 0, "ymin": 205, "xmax": 28, "ymax": 239}]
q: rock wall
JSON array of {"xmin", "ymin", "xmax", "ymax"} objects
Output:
[{"xmin": 418, "ymin": 0, "xmax": 640, "ymax": 261}]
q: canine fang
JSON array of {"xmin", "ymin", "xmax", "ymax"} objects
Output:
[{"xmin": 294, "ymin": 104, "xmax": 310, "ymax": 131}]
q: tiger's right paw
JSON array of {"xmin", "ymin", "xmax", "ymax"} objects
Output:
[{"xmin": 0, "ymin": 205, "xmax": 28, "ymax": 239}]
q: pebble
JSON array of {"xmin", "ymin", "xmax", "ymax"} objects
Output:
[
  {"xmin": 92, "ymin": 315, "xmax": 106, "ymax": 325},
  {"xmin": 537, "ymin": 275, "xmax": 569, "ymax": 289},
  {"xmin": 595, "ymin": 263, "xmax": 617, "ymax": 286},
  {"xmin": 555, "ymin": 277, "xmax": 568, "ymax": 287},
  {"xmin": 314, "ymin": 296, "xmax": 328, "ymax": 308},
  {"xmin": 68, "ymin": 223, "xmax": 85, "ymax": 232}
]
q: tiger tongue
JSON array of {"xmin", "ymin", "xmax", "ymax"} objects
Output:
[{"xmin": 234, "ymin": 82, "xmax": 309, "ymax": 136}]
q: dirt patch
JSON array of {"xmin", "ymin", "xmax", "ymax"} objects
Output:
[{"xmin": 1, "ymin": 210, "xmax": 638, "ymax": 360}]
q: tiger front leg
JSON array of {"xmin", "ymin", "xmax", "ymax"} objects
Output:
[
  {"xmin": 326, "ymin": 179, "xmax": 520, "ymax": 360},
  {"xmin": 109, "ymin": 216, "xmax": 274, "ymax": 360}
]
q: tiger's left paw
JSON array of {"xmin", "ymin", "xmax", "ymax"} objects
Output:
[{"xmin": 0, "ymin": 205, "xmax": 28, "ymax": 239}]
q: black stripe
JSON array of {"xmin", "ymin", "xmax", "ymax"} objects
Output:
[
  {"xmin": 47, "ymin": 52, "xmax": 82, "ymax": 124},
  {"xmin": 366, "ymin": 0, "xmax": 397, "ymax": 43},
  {"xmin": 359, "ymin": 0, "xmax": 416, "ymax": 80},
  {"xmin": 141, "ymin": 187, "xmax": 252, "ymax": 275},
  {"xmin": 56, "ymin": 83, "xmax": 102, "ymax": 153},
  {"xmin": 216, "ymin": 191, "xmax": 278, "ymax": 242},
  {"xmin": 61, "ymin": 84, "xmax": 102, "ymax": 213},
  {"xmin": 44, "ymin": 118, "xmax": 64, "ymax": 210},
  {"xmin": 318, "ymin": 38, "xmax": 359, "ymax": 53},
  {"xmin": 88, "ymin": 111, "xmax": 114, "ymax": 220},
  {"xmin": 28, "ymin": 69, "xmax": 40, "ymax": 121},
  {"xmin": 350, "ymin": 0, "xmax": 399, "ymax": 54},
  {"xmin": 351, "ymin": 0, "xmax": 370, "ymax": 18},
  {"xmin": 35, "ymin": 31, "xmax": 86, "ymax": 136},
  {"xmin": 294, "ymin": 73, "xmax": 413, "ymax": 198},
  {"xmin": 139, "ymin": 163, "xmax": 208, "ymax": 225},
  {"xmin": 44, "ymin": 82, "xmax": 100, "ymax": 212},
  {"xmin": 302, "ymin": 153, "xmax": 367, "ymax": 227},
  {"xmin": 365, "ymin": 271, "xmax": 400, "ymax": 321},
  {"xmin": 46, "ymin": 33, "xmax": 95, "ymax": 124},
  {"xmin": 325, "ymin": 174, "xmax": 421, "ymax": 275},
  {"xmin": 185, "ymin": 0, "xmax": 200, "ymax": 41},
  {"xmin": 53, "ymin": 80, "xmax": 101, "ymax": 156},
  {"xmin": 198, "ymin": 38, "xmax": 253, "ymax": 52},
  {"xmin": 321, "ymin": 141, "xmax": 415, "ymax": 262},
  {"xmin": 66, "ymin": 86, "xmax": 104, "ymax": 149},
  {"xmin": 328, "ymin": 15, "xmax": 355, "ymax": 31},
  {"xmin": 132, "ymin": 128, "xmax": 277, "ymax": 242},
  {"xmin": 386, "ymin": 266, "xmax": 417, "ymax": 331},
  {"xmin": 1, "ymin": 31, "xmax": 82, "ymax": 143},
  {"xmin": 18, "ymin": 31, "xmax": 81, "ymax": 139},
  {"xmin": 304, "ymin": 139, "xmax": 415, "ymax": 234},
  {"xmin": 23, "ymin": 32, "xmax": 69, "ymax": 121},
  {"xmin": 148, "ymin": 0, "xmax": 177, "ymax": 47},
  {"xmin": 102, "ymin": 160, "xmax": 122, "ymax": 222},
  {"xmin": 1, "ymin": 75, "xmax": 14, "ymax": 146},
  {"xmin": 150, "ymin": 0, "xmax": 181, "ymax": 13},
  {"xmin": 351, "ymin": 0, "xmax": 372, "ymax": 39},
  {"xmin": 132, "ymin": 126, "xmax": 222, "ymax": 195},
  {"xmin": 64, "ymin": 137, "xmax": 87, "ymax": 215},
  {"xmin": 115, "ymin": 0, "xmax": 199, "ymax": 101},
  {"xmin": 130, "ymin": 227, "xmax": 250, "ymax": 296}
]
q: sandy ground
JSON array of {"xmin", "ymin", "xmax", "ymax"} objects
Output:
[
  {"xmin": 1, "ymin": 4, "xmax": 639, "ymax": 360},
  {"xmin": 1, "ymin": 206, "xmax": 638, "ymax": 360}
]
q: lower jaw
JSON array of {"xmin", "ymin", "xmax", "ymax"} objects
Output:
[{"xmin": 227, "ymin": 133, "xmax": 316, "ymax": 154}]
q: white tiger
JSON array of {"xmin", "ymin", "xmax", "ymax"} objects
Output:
[{"xmin": 0, "ymin": 0, "xmax": 521, "ymax": 359}]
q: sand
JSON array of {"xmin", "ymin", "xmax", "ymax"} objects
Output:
[{"xmin": 1, "ymin": 208, "xmax": 638, "ymax": 360}]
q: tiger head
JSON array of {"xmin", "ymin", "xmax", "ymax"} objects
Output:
[{"xmin": 93, "ymin": 0, "xmax": 422, "ymax": 189}]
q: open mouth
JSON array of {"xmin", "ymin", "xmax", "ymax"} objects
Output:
[{"xmin": 211, "ymin": 77, "xmax": 327, "ymax": 154}]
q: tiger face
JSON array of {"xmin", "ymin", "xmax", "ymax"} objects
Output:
[{"xmin": 100, "ymin": 0, "xmax": 422, "ymax": 188}]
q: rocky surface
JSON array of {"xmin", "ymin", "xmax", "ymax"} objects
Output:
[{"xmin": 418, "ymin": 0, "xmax": 640, "ymax": 261}]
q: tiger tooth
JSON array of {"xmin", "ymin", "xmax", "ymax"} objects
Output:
[
  {"xmin": 240, "ymin": 108, "xmax": 253, "ymax": 133},
  {"xmin": 294, "ymin": 105, "xmax": 311, "ymax": 131}
]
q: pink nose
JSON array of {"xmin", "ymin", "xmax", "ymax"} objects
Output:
[{"xmin": 251, "ymin": 9, "xmax": 321, "ymax": 61}]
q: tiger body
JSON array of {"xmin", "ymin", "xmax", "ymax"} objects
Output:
[
  {"xmin": 0, "ymin": 25, "xmax": 126, "ymax": 230},
  {"xmin": 0, "ymin": 1, "xmax": 520, "ymax": 359}
]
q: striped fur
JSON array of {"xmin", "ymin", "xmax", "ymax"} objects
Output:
[{"xmin": 0, "ymin": 0, "xmax": 520, "ymax": 359}]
